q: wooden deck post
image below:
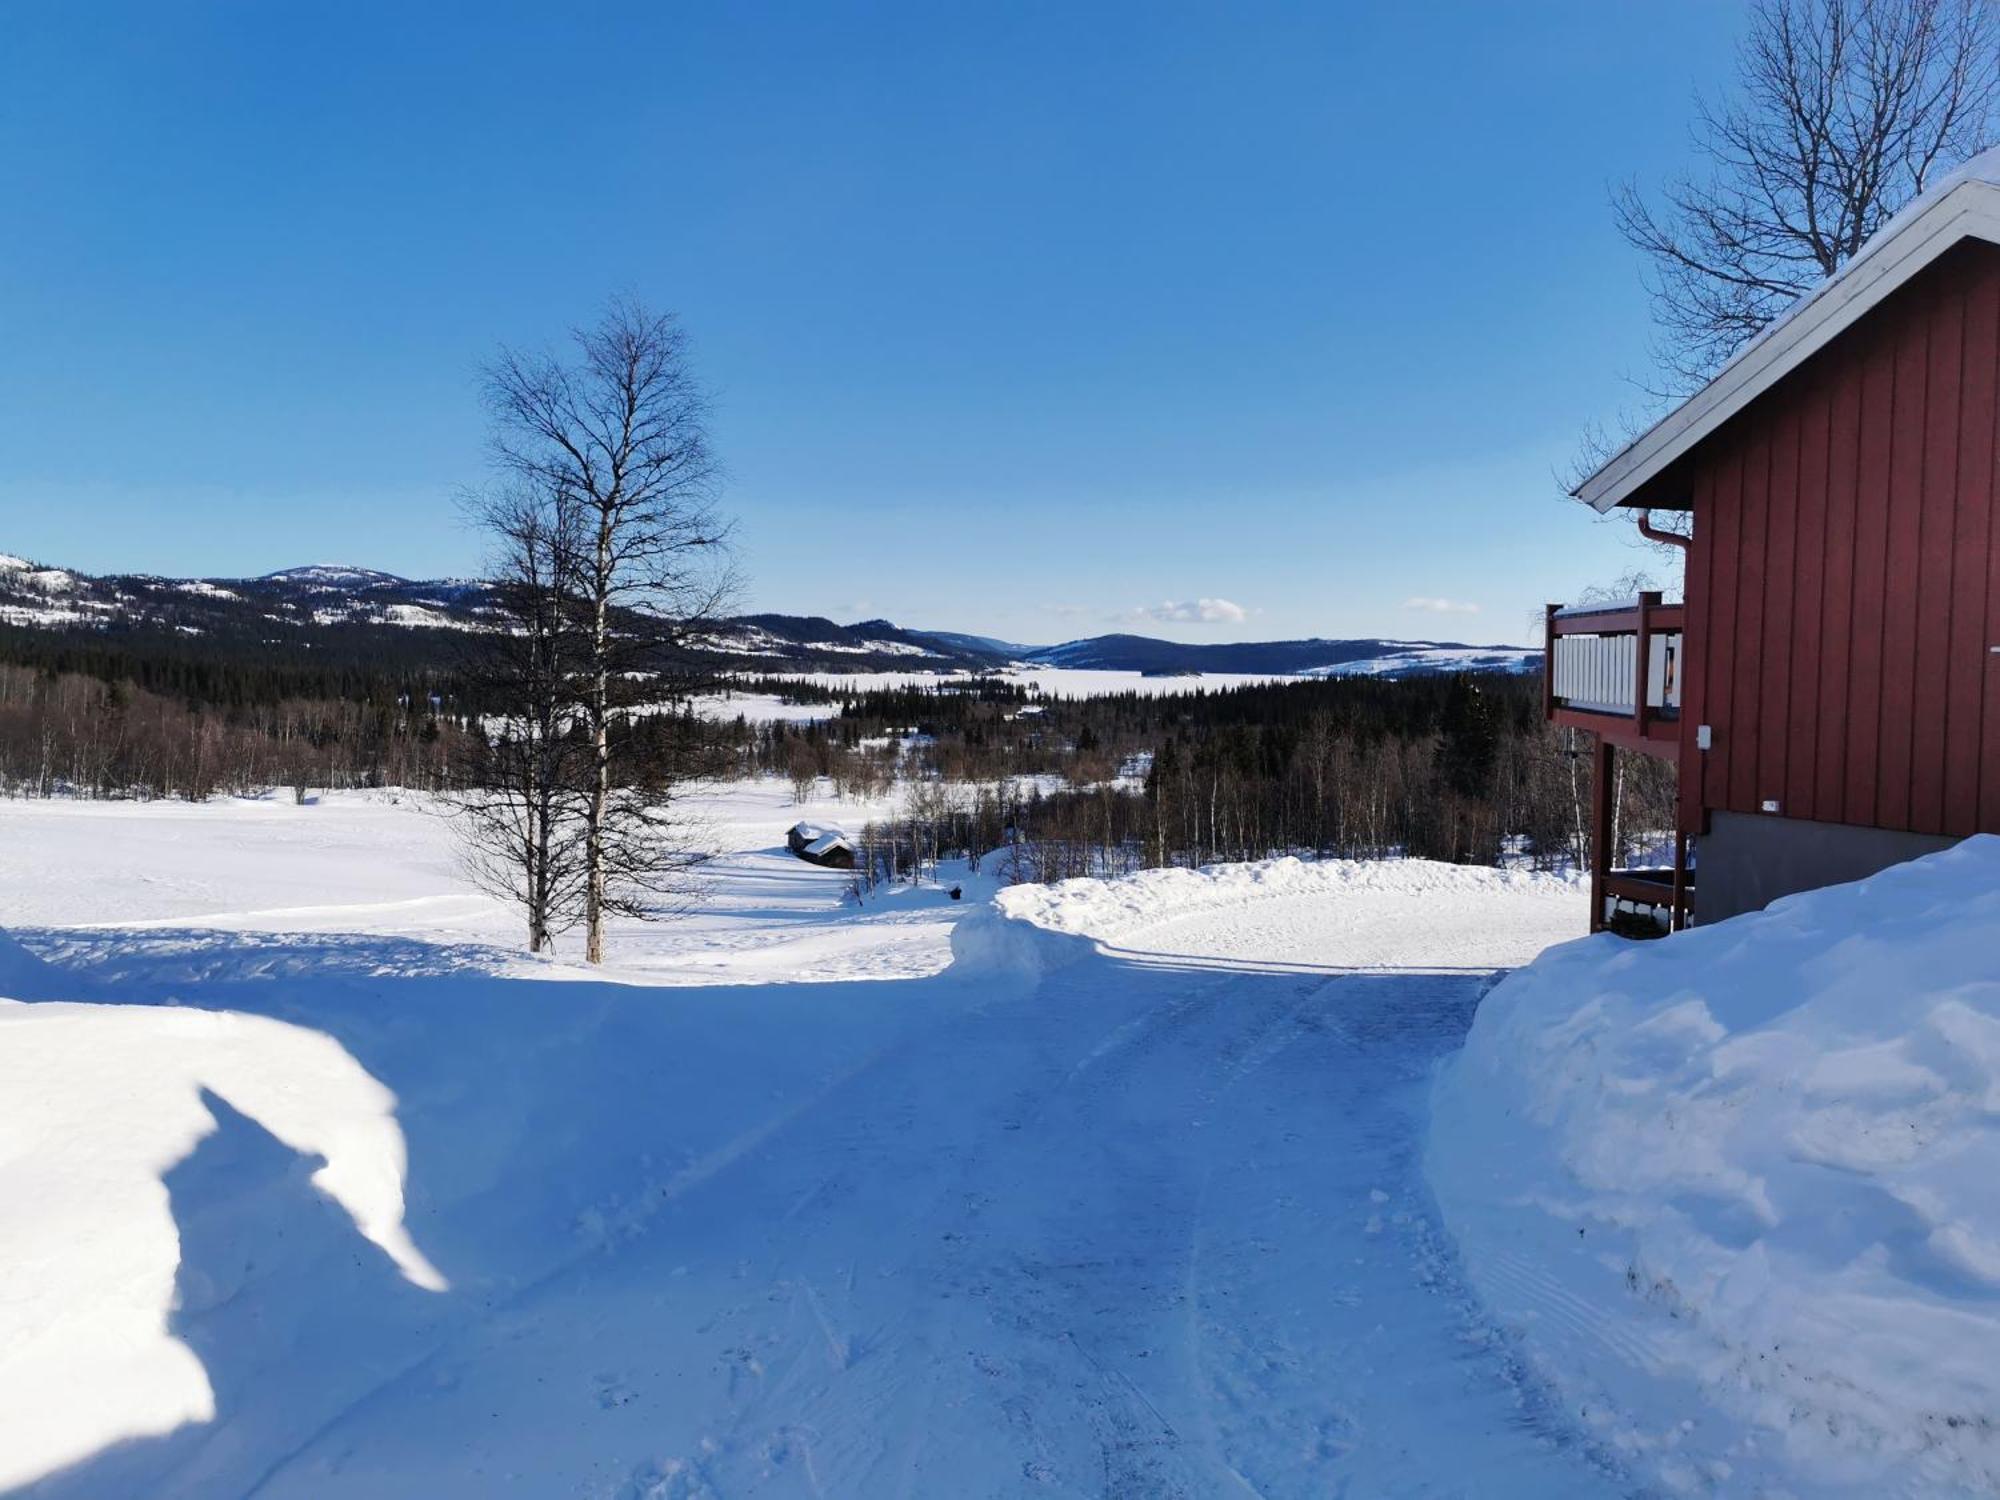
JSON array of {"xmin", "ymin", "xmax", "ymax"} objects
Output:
[
  {"xmin": 1633, "ymin": 590, "xmax": 1660, "ymax": 732},
  {"xmin": 1590, "ymin": 735, "xmax": 1613, "ymax": 933},
  {"xmin": 1542, "ymin": 603, "xmax": 1559, "ymax": 721},
  {"xmin": 1670, "ymin": 827, "xmax": 1690, "ymax": 932}
]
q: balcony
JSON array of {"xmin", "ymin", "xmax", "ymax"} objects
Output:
[
  {"xmin": 1544, "ymin": 590, "xmax": 1694, "ymax": 932},
  {"xmin": 1544, "ymin": 591, "xmax": 1683, "ymax": 756}
]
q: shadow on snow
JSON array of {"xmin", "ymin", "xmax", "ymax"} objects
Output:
[{"xmin": 4, "ymin": 920, "xmax": 1628, "ymax": 1499}]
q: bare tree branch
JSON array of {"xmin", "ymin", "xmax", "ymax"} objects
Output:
[
  {"xmin": 482, "ymin": 299, "xmax": 740, "ymax": 962},
  {"xmin": 1614, "ymin": 0, "xmax": 2000, "ymax": 390}
]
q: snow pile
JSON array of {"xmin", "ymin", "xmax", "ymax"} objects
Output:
[
  {"xmin": 1000, "ymin": 854, "xmax": 1576, "ymax": 946},
  {"xmin": 0, "ymin": 978, "xmax": 443, "ymax": 1490},
  {"xmin": 0, "ymin": 928, "xmax": 54, "ymax": 996},
  {"xmin": 1430, "ymin": 835, "xmax": 2000, "ymax": 1496}
]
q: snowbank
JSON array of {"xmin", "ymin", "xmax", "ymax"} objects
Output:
[
  {"xmin": 0, "ymin": 928, "xmax": 55, "ymax": 997},
  {"xmin": 1429, "ymin": 835, "xmax": 2000, "ymax": 1496},
  {"xmin": 0, "ymin": 980, "xmax": 444, "ymax": 1489},
  {"xmin": 998, "ymin": 854, "xmax": 1577, "ymax": 946}
]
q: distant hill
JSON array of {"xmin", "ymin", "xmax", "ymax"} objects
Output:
[
  {"xmin": 1010, "ymin": 633, "xmax": 1538, "ymax": 677},
  {"xmin": 0, "ymin": 553, "xmax": 1539, "ymax": 681}
]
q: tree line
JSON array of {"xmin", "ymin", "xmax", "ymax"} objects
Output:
[
  {"xmin": 0, "ymin": 662, "xmax": 464, "ymax": 800},
  {"xmin": 733, "ymin": 672, "xmax": 1676, "ymax": 886}
]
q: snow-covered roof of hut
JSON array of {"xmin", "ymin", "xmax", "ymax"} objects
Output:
[
  {"xmin": 789, "ymin": 821, "xmax": 838, "ymax": 842},
  {"xmin": 1577, "ymin": 145, "xmax": 2000, "ymax": 514},
  {"xmin": 805, "ymin": 831, "xmax": 852, "ymax": 857}
]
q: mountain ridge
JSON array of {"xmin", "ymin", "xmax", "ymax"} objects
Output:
[{"xmin": 0, "ymin": 555, "xmax": 1540, "ymax": 679}]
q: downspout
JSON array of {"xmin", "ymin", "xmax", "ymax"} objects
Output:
[
  {"xmin": 1637, "ymin": 509, "xmax": 1691, "ymax": 550},
  {"xmin": 1636, "ymin": 507, "xmax": 1694, "ymax": 930}
]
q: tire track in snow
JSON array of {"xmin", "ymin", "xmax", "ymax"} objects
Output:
[{"xmin": 228, "ymin": 1007, "xmax": 977, "ymax": 1499}]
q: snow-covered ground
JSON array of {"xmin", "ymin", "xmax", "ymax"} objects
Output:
[
  {"xmin": 0, "ymin": 784, "xmax": 1634, "ymax": 1497},
  {"xmin": 696, "ymin": 660, "xmax": 1539, "ymax": 724},
  {"xmin": 708, "ymin": 667, "xmax": 1301, "ymax": 713},
  {"xmin": 0, "ymin": 784, "xmax": 961, "ymax": 986},
  {"xmin": 1431, "ymin": 836, "xmax": 2000, "ymax": 1499}
]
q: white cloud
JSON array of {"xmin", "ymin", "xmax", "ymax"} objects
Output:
[
  {"xmin": 1402, "ymin": 596, "xmax": 1481, "ymax": 615},
  {"xmin": 1133, "ymin": 597, "xmax": 1249, "ymax": 625}
]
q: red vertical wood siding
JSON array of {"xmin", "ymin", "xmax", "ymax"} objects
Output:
[
  {"xmin": 1787, "ymin": 381, "xmax": 1830, "ymax": 820},
  {"xmin": 1680, "ymin": 458, "xmax": 1717, "ymax": 834},
  {"xmin": 1947, "ymin": 271, "xmax": 1998, "ymax": 829},
  {"xmin": 1760, "ymin": 397, "xmax": 1801, "ymax": 808},
  {"xmin": 1684, "ymin": 240, "xmax": 2000, "ymax": 840},
  {"xmin": 1912, "ymin": 292, "xmax": 1963, "ymax": 834}
]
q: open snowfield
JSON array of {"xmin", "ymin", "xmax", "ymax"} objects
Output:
[
  {"xmin": 697, "ymin": 660, "xmax": 1538, "ymax": 726},
  {"xmin": 697, "ymin": 669, "xmax": 1298, "ymax": 724},
  {"xmin": 0, "ymin": 784, "xmax": 962, "ymax": 987},
  {"xmin": 0, "ymin": 782, "xmax": 1645, "ymax": 1498}
]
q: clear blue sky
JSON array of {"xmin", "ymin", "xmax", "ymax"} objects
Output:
[{"xmin": 0, "ymin": 1, "xmax": 1742, "ymax": 646}]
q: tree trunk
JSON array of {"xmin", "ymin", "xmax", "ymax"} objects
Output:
[{"xmin": 585, "ymin": 523, "xmax": 612, "ymax": 965}]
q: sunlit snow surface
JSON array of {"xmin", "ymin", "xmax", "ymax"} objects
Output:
[
  {"xmin": 0, "ymin": 783, "xmax": 1643, "ymax": 1498},
  {"xmin": 1432, "ymin": 835, "xmax": 2000, "ymax": 1498}
]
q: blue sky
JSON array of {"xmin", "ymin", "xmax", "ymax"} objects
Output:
[{"xmin": 0, "ymin": 2, "xmax": 1741, "ymax": 645}]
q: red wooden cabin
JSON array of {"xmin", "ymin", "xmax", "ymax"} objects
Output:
[{"xmin": 1554, "ymin": 151, "xmax": 2000, "ymax": 931}]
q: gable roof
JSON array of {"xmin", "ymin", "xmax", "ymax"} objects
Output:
[{"xmin": 1578, "ymin": 146, "xmax": 2000, "ymax": 513}]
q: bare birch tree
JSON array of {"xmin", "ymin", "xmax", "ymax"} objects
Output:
[
  {"xmin": 485, "ymin": 299, "xmax": 738, "ymax": 963},
  {"xmin": 453, "ymin": 485, "xmax": 591, "ymax": 952},
  {"xmin": 1615, "ymin": 0, "xmax": 2000, "ymax": 388}
]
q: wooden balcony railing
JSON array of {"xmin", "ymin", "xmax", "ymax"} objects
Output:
[{"xmin": 1544, "ymin": 592, "xmax": 1684, "ymax": 751}]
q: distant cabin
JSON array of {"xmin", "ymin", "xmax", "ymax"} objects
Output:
[
  {"xmin": 1555, "ymin": 148, "xmax": 2000, "ymax": 931},
  {"xmin": 786, "ymin": 821, "xmax": 856, "ymax": 869}
]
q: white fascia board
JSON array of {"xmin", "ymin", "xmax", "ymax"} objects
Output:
[{"xmin": 1579, "ymin": 182, "xmax": 2000, "ymax": 514}]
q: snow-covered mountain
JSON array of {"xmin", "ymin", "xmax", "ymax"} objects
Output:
[
  {"xmin": 1005, "ymin": 632, "xmax": 1538, "ymax": 677},
  {"xmin": 0, "ymin": 554, "xmax": 491, "ymax": 636},
  {"xmin": 0, "ymin": 554, "xmax": 1540, "ymax": 679}
]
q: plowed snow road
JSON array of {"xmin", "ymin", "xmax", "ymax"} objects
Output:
[{"xmin": 1, "ymin": 791, "xmax": 1618, "ymax": 1498}]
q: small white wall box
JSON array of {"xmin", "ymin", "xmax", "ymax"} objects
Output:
[
  {"xmin": 1696, "ymin": 724, "xmax": 1714, "ymax": 750},
  {"xmin": 1761, "ymin": 798, "xmax": 1781, "ymax": 813}
]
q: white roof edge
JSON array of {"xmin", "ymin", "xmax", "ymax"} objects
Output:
[{"xmin": 1579, "ymin": 175, "xmax": 2000, "ymax": 513}]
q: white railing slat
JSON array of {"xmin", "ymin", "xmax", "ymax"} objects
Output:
[{"xmin": 1552, "ymin": 629, "xmax": 1682, "ymax": 716}]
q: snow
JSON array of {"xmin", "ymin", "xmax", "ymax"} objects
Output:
[
  {"xmin": 1429, "ymin": 834, "xmax": 2000, "ymax": 1498},
  {"xmin": 0, "ymin": 785, "xmax": 940, "ymax": 984},
  {"xmin": 685, "ymin": 625, "xmax": 947, "ymax": 661},
  {"xmin": 741, "ymin": 661, "xmax": 1544, "ymax": 706},
  {"xmin": 1302, "ymin": 643, "xmax": 1539, "ymax": 678},
  {"xmin": 694, "ymin": 689, "xmax": 836, "ymax": 725},
  {"xmin": 740, "ymin": 665, "xmax": 1303, "ymax": 705},
  {"xmin": 0, "ymin": 1000, "xmax": 444, "ymax": 1489},
  {"xmin": 0, "ymin": 555, "xmax": 89, "ymax": 616},
  {"xmin": 691, "ymin": 669, "xmax": 1335, "ymax": 726},
  {"xmin": 378, "ymin": 602, "xmax": 477, "ymax": 630},
  {"xmin": 807, "ymin": 637, "xmax": 937, "ymax": 657},
  {"xmin": 258, "ymin": 565, "xmax": 405, "ymax": 588},
  {"xmin": 0, "ymin": 602, "xmax": 109, "ymax": 627},
  {"xmin": 0, "ymin": 786, "xmax": 1634, "ymax": 1496}
]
